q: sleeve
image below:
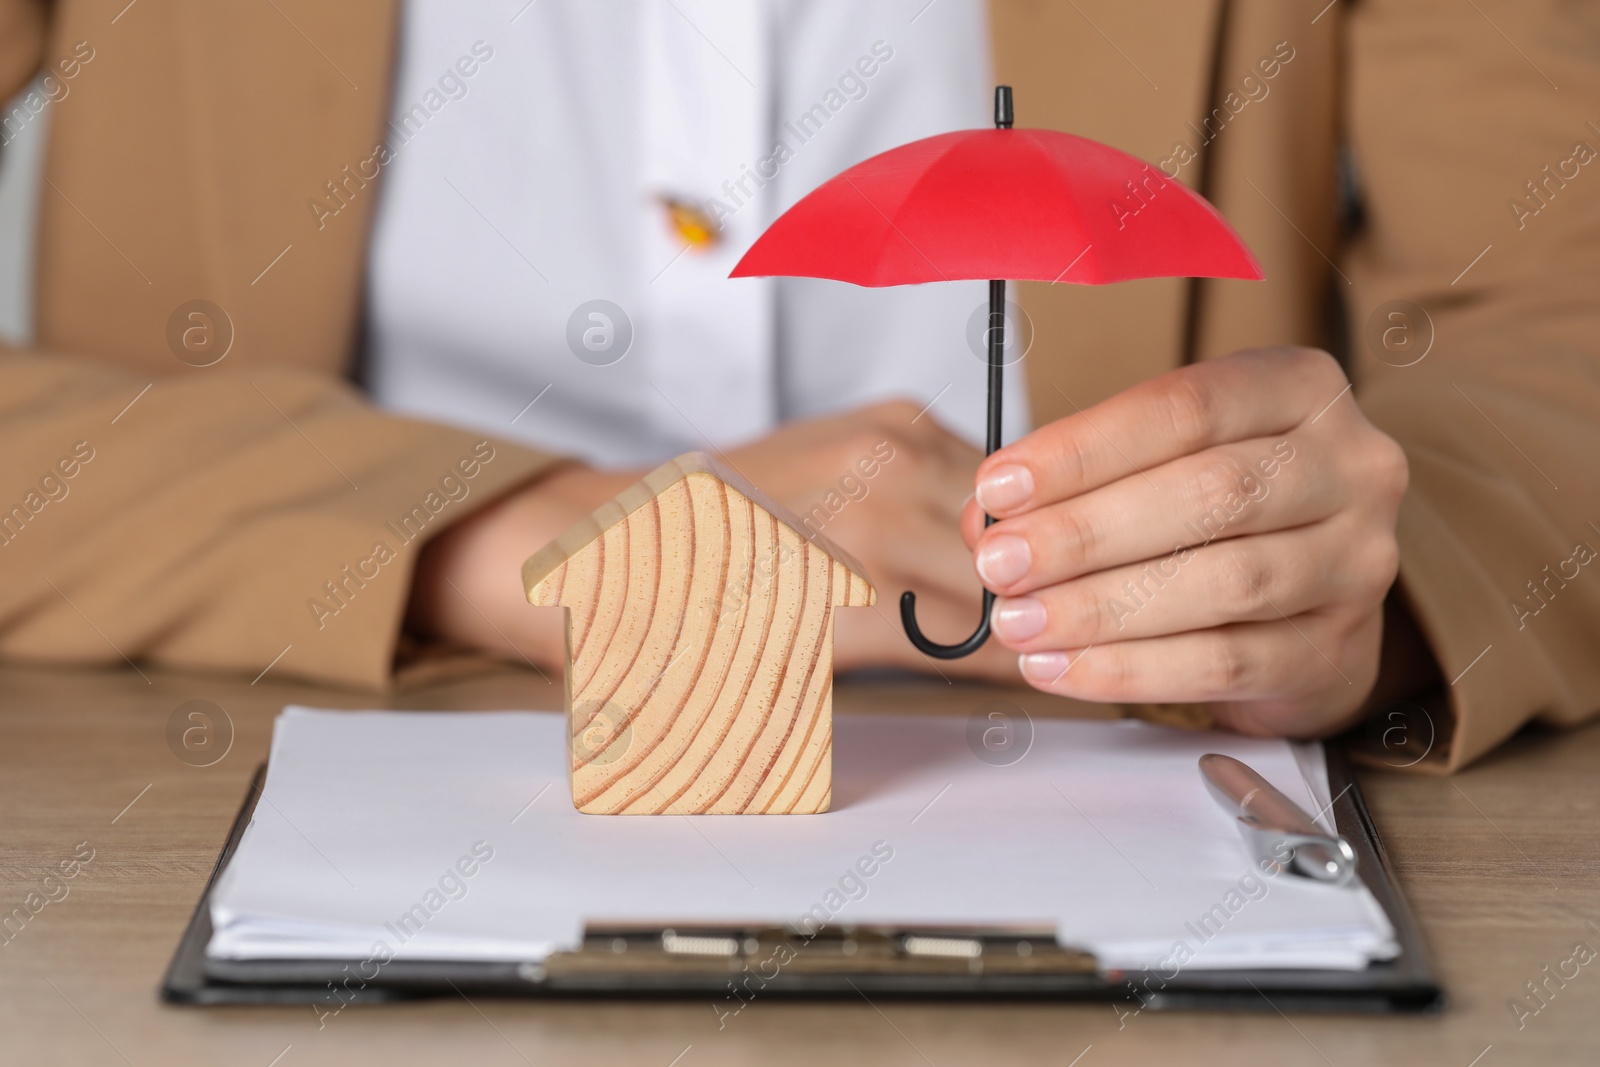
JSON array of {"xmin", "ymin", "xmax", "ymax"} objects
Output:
[
  {"xmin": 1344, "ymin": 0, "xmax": 1600, "ymax": 769},
  {"xmin": 0, "ymin": 345, "xmax": 564, "ymax": 689},
  {"xmin": 0, "ymin": 0, "xmax": 47, "ymax": 104}
]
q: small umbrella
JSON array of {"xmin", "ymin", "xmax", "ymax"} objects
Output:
[{"xmin": 731, "ymin": 87, "xmax": 1262, "ymax": 659}]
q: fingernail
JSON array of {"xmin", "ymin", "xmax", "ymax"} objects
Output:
[
  {"xmin": 975, "ymin": 464, "xmax": 1034, "ymax": 513},
  {"xmin": 992, "ymin": 597, "xmax": 1047, "ymax": 642},
  {"xmin": 1019, "ymin": 652, "xmax": 1072, "ymax": 683},
  {"xmin": 975, "ymin": 534, "xmax": 1032, "ymax": 587}
]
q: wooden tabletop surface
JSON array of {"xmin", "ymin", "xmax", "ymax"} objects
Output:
[{"xmin": 2, "ymin": 662, "xmax": 1596, "ymax": 1066}]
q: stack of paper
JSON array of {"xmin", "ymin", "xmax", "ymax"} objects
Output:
[{"xmin": 208, "ymin": 709, "xmax": 1396, "ymax": 972}]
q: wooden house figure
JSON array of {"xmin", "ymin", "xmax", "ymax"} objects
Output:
[{"xmin": 523, "ymin": 452, "xmax": 875, "ymax": 815}]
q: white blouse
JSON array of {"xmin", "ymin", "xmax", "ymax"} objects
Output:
[{"xmin": 366, "ymin": 0, "xmax": 1028, "ymax": 468}]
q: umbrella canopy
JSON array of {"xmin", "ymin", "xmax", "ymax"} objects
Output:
[{"xmin": 731, "ymin": 128, "xmax": 1262, "ymax": 286}]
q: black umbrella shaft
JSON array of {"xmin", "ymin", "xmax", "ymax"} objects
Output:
[
  {"xmin": 986, "ymin": 279, "xmax": 1005, "ymax": 459},
  {"xmin": 975, "ymin": 279, "xmax": 1004, "ymax": 641}
]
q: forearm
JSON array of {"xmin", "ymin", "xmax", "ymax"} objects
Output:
[{"xmin": 0, "ymin": 347, "xmax": 562, "ymax": 688}]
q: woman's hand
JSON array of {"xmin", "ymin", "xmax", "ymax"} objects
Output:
[
  {"xmin": 966, "ymin": 347, "xmax": 1408, "ymax": 737},
  {"xmin": 724, "ymin": 399, "xmax": 1016, "ymax": 681},
  {"xmin": 409, "ymin": 399, "xmax": 1019, "ymax": 683}
]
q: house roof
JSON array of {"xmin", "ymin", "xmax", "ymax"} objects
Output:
[{"xmin": 521, "ymin": 451, "xmax": 873, "ymax": 604}]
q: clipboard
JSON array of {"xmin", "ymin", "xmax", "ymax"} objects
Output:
[{"xmin": 160, "ymin": 746, "xmax": 1442, "ymax": 1012}]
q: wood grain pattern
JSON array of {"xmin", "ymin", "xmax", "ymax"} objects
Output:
[{"xmin": 523, "ymin": 453, "xmax": 874, "ymax": 815}]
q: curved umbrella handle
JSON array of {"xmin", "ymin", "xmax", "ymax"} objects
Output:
[{"xmin": 900, "ymin": 588, "xmax": 996, "ymax": 660}]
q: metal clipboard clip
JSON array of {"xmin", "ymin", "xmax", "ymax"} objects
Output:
[{"xmin": 1199, "ymin": 753, "xmax": 1358, "ymax": 887}]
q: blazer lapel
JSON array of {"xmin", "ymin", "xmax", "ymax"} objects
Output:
[{"xmin": 992, "ymin": 0, "xmax": 1224, "ymax": 426}]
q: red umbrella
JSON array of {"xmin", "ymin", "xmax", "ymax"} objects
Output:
[{"xmin": 731, "ymin": 87, "xmax": 1262, "ymax": 659}]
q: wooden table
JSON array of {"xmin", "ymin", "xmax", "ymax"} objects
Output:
[{"xmin": 2, "ymin": 662, "xmax": 1596, "ymax": 1066}]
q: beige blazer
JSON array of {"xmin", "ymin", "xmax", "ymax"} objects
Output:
[{"xmin": 3, "ymin": 0, "xmax": 1597, "ymax": 771}]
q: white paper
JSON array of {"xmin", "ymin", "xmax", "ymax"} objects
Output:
[{"xmin": 208, "ymin": 709, "xmax": 1396, "ymax": 973}]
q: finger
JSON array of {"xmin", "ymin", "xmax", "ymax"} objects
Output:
[
  {"xmin": 875, "ymin": 398, "xmax": 983, "ymax": 483},
  {"xmin": 989, "ymin": 521, "xmax": 1378, "ymax": 650},
  {"xmin": 974, "ymin": 433, "xmax": 1334, "ymax": 594},
  {"xmin": 1014, "ymin": 617, "xmax": 1357, "ymax": 706},
  {"xmin": 832, "ymin": 499, "xmax": 979, "ymax": 594},
  {"xmin": 1210, "ymin": 610, "xmax": 1384, "ymax": 738},
  {"xmin": 927, "ymin": 458, "xmax": 981, "ymax": 527},
  {"xmin": 873, "ymin": 435, "xmax": 978, "ymax": 528},
  {"xmin": 972, "ymin": 347, "xmax": 1348, "ymax": 518},
  {"xmin": 960, "ymin": 492, "xmax": 985, "ymax": 549}
]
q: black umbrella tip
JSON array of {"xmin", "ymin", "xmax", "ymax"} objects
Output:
[{"xmin": 994, "ymin": 85, "xmax": 1014, "ymax": 129}]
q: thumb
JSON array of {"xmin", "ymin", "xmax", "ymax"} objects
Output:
[{"xmin": 959, "ymin": 491, "xmax": 986, "ymax": 550}]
